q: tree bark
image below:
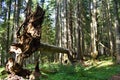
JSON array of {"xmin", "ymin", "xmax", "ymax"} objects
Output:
[
  {"xmin": 38, "ymin": 42, "xmax": 74, "ymax": 63},
  {"xmin": 6, "ymin": 4, "xmax": 75, "ymax": 79},
  {"xmin": 90, "ymin": 0, "xmax": 98, "ymax": 59},
  {"xmin": 55, "ymin": 0, "xmax": 61, "ymax": 62},
  {"xmin": 6, "ymin": 0, "xmax": 12, "ymax": 53},
  {"xmin": 77, "ymin": 0, "xmax": 84, "ymax": 61},
  {"xmin": 39, "ymin": 42, "xmax": 69, "ymax": 53},
  {"xmin": 113, "ymin": 0, "xmax": 120, "ymax": 64}
]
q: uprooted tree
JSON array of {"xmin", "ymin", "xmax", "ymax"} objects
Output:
[{"xmin": 5, "ymin": 5, "xmax": 74, "ymax": 79}]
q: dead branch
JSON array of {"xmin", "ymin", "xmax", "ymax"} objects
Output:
[{"xmin": 38, "ymin": 42, "xmax": 75, "ymax": 63}]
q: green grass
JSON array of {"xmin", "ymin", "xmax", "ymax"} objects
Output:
[
  {"xmin": 1, "ymin": 58, "xmax": 120, "ymax": 80},
  {"xmin": 0, "ymin": 67, "xmax": 8, "ymax": 79},
  {"xmin": 41, "ymin": 59, "xmax": 120, "ymax": 80}
]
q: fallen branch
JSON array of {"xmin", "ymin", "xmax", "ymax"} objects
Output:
[
  {"xmin": 39, "ymin": 42, "xmax": 70, "ymax": 53},
  {"xmin": 38, "ymin": 42, "xmax": 74, "ymax": 63}
]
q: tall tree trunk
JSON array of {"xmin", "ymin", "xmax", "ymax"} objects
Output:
[
  {"xmin": 0, "ymin": 0, "xmax": 2, "ymax": 66},
  {"xmin": 55, "ymin": 0, "xmax": 74, "ymax": 64},
  {"xmin": 99, "ymin": 0, "xmax": 106, "ymax": 56},
  {"xmin": 113, "ymin": 0, "xmax": 120, "ymax": 64},
  {"xmin": 16, "ymin": 0, "xmax": 21, "ymax": 27},
  {"xmin": 59, "ymin": 1, "xmax": 63, "ymax": 63},
  {"xmin": 55, "ymin": 0, "xmax": 61, "ymax": 62},
  {"xmin": 61, "ymin": 0, "xmax": 68, "ymax": 64},
  {"xmin": 90, "ymin": 0, "xmax": 98, "ymax": 59},
  {"xmin": 68, "ymin": 0, "xmax": 73, "ymax": 50},
  {"xmin": 106, "ymin": 0, "xmax": 113, "ymax": 57},
  {"xmin": 12, "ymin": 0, "xmax": 17, "ymax": 43},
  {"xmin": 1, "ymin": 8, "xmax": 7, "ymax": 65},
  {"xmin": 77, "ymin": 0, "xmax": 83, "ymax": 60},
  {"xmin": 6, "ymin": 0, "xmax": 12, "ymax": 55}
]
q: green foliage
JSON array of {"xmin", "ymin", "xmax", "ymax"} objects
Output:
[
  {"xmin": 1, "ymin": 58, "xmax": 120, "ymax": 80},
  {"xmin": 0, "ymin": 22, "xmax": 7, "ymax": 53},
  {"xmin": 40, "ymin": 0, "xmax": 56, "ymax": 45},
  {"xmin": 0, "ymin": 67, "xmax": 8, "ymax": 79},
  {"xmin": 40, "ymin": 58, "xmax": 120, "ymax": 80},
  {"xmin": 0, "ymin": 22, "xmax": 7, "ymax": 35}
]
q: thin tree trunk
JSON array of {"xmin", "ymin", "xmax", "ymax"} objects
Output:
[
  {"xmin": 68, "ymin": 0, "xmax": 73, "ymax": 50},
  {"xmin": 59, "ymin": 1, "xmax": 63, "ymax": 63},
  {"xmin": 106, "ymin": 0, "xmax": 113, "ymax": 57},
  {"xmin": 16, "ymin": 0, "xmax": 21, "ymax": 27},
  {"xmin": 12, "ymin": 0, "xmax": 17, "ymax": 43},
  {"xmin": 0, "ymin": 0, "xmax": 2, "ymax": 66},
  {"xmin": 61, "ymin": 0, "xmax": 69, "ymax": 64},
  {"xmin": 55, "ymin": 0, "xmax": 61, "ymax": 62},
  {"xmin": 77, "ymin": 0, "xmax": 83, "ymax": 60},
  {"xmin": 6, "ymin": 0, "xmax": 12, "ymax": 55}
]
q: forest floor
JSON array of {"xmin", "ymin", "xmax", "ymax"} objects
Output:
[{"xmin": 0, "ymin": 57, "xmax": 120, "ymax": 80}]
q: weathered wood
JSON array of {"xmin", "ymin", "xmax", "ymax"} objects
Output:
[
  {"xmin": 39, "ymin": 42, "xmax": 70, "ymax": 53},
  {"xmin": 6, "ymin": 74, "xmax": 25, "ymax": 80},
  {"xmin": 6, "ymin": 4, "xmax": 75, "ymax": 79},
  {"xmin": 6, "ymin": 5, "xmax": 44, "ymax": 79},
  {"xmin": 9, "ymin": 42, "xmax": 75, "ymax": 65},
  {"xmin": 38, "ymin": 42, "xmax": 74, "ymax": 63},
  {"xmin": 9, "ymin": 4, "xmax": 45, "ymax": 66},
  {"xmin": 5, "ymin": 57, "xmax": 32, "ymax": 78}
]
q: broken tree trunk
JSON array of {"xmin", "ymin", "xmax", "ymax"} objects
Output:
[
  {"xmin": 6, "ymin": 4, "xmax": 75, "ymax": 79},
  {"xmin": 6, "ymin": 5, "xmax": 45, "ymax": 79},
  {"xmin": 9, "ymin": 4, "xmax": 45, "ymax": 66}
]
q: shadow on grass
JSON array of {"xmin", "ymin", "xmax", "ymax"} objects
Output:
[
  {"xmin": 84, "ymin": 64, "xmax": 120, "ymax": 80},
  {"xmin": 41, "ymin": 61, "xmax": 120, "ymax": 80},
  {"xmin": 1, "ymin": 59, "xmax": 120, "ymax": 80}
]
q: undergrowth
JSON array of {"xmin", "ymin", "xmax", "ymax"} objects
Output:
[{"xmin": 0, "ymin": 57, "xmax": 120, "ymax": 80}]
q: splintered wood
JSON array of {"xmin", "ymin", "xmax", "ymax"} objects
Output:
[
  {"xmin": 5, "ymin": 3, "xmax": 75, "ymax": 80},
  {"xmin": 5, "ymin": 5, "xmax": 45, "ymax": 79},
  {"xmin": 9, "ymin": 5, "xmax": 45, "ymax": 65}
]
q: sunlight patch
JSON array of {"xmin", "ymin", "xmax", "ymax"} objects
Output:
[{"xmin": 96, "ymin": 61, "xmax": 113, "ymax": 68}]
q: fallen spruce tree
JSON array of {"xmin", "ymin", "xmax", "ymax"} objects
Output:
[{"xmin": 5, "ymin": 5, "xmax": 75, "ymax": 79}]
